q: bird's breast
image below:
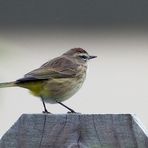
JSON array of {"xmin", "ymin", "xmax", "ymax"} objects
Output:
[{"xmin": 41, "ymin": 72, "xmax": 86, "ymax": 103}]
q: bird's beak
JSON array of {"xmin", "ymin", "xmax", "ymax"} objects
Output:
[{"xmin": 88, "ymin": 55, "xmax": 97, "ymax": 60}]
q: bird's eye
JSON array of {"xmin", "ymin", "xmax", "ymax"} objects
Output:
[{"xmin": 79, "ymin": 55, "xmax": 88, "ymax": 60}]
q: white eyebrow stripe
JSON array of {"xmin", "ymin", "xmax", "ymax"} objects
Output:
[{"xmin": 78, "ymin": 53, "xmax": 89, "ymax": 57}]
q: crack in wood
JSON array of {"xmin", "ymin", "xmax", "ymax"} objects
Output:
[
  {"xmin": 39, "ymin": 114, "xmax": 47, "ymax": 148},
  {"xmin": 92, "ymin": 115, "xmax": 103, "ymax": 147},
  {"xmin": 77, "ymin": 114, "xmax": 82, "ymax": 148},
  {"xmin": 52, "ymin": 115, "xmax": 68, "ymax": 148}
]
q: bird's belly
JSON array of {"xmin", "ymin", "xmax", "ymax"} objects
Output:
[{"xmin": 41, "ymin": 77, "xmax": 85, "ymax": 103}]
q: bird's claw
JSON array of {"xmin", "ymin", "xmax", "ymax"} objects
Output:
[
  {"xmin": 42, "ymin": 110, "xmax": 51, "ymax": 114},
  {"xmin": 67, "ymin": 111, "xmax": 81, "ymax": 114}
]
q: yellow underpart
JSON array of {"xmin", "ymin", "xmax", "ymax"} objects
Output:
[{"xmin": 19, "ymin": 82, "xmax": 43, "ymax": 96}]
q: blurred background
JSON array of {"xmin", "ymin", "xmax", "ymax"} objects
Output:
[{"xmin": 0, "ymin": 0, "xmax": 148, "ymax": 137}]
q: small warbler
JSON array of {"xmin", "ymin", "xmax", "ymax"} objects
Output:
[{"xmin": 0, "ymin": 48, "xmax": 97, "ymax": 113}]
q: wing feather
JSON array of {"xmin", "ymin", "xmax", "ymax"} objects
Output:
[{"xmin": 24, "ymin": 56, "xmax": 78, "ymax": 80}]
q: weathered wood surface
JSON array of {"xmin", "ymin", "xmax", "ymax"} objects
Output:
[{"xmin": 0, "ymin": 114, "xmax": 148, "ymax": 148}]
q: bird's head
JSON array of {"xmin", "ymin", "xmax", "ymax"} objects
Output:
[{"xmin": 63, "ymin": 48, "xmax": 97, "ymax": 64}]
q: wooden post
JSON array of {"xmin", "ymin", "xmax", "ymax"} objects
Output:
[{"xmin": 0, "ymin": 114, "xmax": 148, "ymax": 148}]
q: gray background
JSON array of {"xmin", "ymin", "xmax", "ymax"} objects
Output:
[
  {"xmin": 0, "ymin": 0, "xmax": 148, "ymax": 28},
  {"xmin": 0, "ymin": 0, "xmax": 148, "ymax": 138}
]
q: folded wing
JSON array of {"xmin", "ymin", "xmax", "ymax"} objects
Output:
[{"xmin": 16, "ymin": 56, "xmax": 78, "ymax": 83}]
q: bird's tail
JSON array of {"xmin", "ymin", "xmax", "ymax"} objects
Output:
[{"xmin": 0, "ymin": 81, "xmax": 16, "ymax": 88}]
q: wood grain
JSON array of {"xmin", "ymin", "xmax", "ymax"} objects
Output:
[{"xmin": 0, "ymin": 114, "xmax": 148, "ymax": 148}]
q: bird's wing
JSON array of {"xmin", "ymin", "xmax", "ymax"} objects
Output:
[{"xmin": 22, "ymin": 56, "xmax": 78, "ymax": 81}]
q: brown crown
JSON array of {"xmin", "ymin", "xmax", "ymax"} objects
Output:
[{"xmin": 64, "ymin": 48, "xmax": 88, "ymax": 55}]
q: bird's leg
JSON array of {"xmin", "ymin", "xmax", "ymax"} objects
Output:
[
  {"xmin": 56, "ymin": 101, "xmax": 76, "ymax": 113},
  {"xmin": 41, "ymin": 97, "xmax": 50, "ymax": 114}
]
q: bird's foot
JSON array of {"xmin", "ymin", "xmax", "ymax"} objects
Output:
[
  {"xmin": 67, "ymin": 110, "xmax": 81, "ymax": 114},
  {"xmin": 67, "ymin": 111, "xmax": 75, "ymax": 114},
  {"xmin": 42, "ymin": 110, "xmax": 51, "ymax": 114}
]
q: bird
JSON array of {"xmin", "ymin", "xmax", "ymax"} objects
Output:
[{"xmin": 0, "ymin": 48, "xmax": 97, "ymax": 113}]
